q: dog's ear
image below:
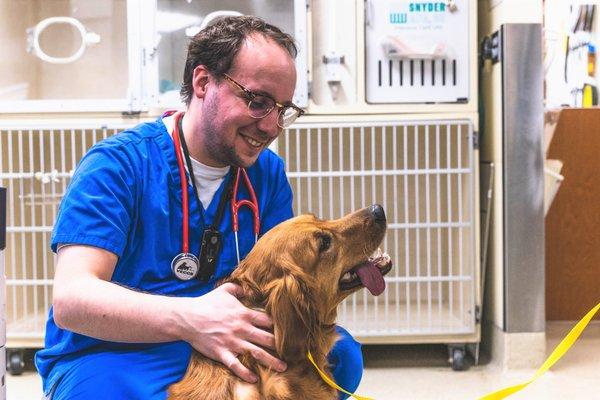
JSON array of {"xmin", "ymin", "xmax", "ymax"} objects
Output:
[
  {"xmin": 265, "ymin": 262, "xmax": 318, "ymax": 360},
  {"xmin": 228, "ymin": 256, "xmax": 272, "ymax": 306},
  {"xmin": 228, "ymin": 273, "xmax": 263, "ymax": 306}
]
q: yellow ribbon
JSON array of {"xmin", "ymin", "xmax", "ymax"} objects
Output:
[
  {"xmin": 308, "ymin": 302, "xmax": 599, "ymax": 400},
  {"xmin": 307, "ymin": 351, "xmax": 374, "ymax": 400},
  {"xmin": 479, "ymin": 302, "xmax": 600, "ymax": 399}
]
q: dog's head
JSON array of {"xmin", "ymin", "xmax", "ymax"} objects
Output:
[{"xmin": 230, "ymin": 205, "xmax": 392, "ymax": 359}]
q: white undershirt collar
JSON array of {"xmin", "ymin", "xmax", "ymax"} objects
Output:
[{"xmin": 163, "ymin": 113, "xmax": 230, "ymax": 209}]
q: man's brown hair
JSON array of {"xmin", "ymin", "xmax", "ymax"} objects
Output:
[{"xmin": 180, "ymin": 15, "xmax": 297, "ymax": 105}]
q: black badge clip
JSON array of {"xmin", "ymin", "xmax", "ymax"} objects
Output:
[{"xmin": 197, "ymin": 227, "xmax": 222, "ymax": 281}]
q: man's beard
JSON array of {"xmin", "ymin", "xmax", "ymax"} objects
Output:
[
  {"xmin": 201, "ymin": 117, "xmax": 252, "ymax": 168},
  {"xmin": 199, "ymin": 97, "xmax": 247, "ymax": 167}
]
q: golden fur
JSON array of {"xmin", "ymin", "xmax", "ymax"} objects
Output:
[{"xmin": 168, "ymin": 207, "xmax": 390, "ymax": 400}]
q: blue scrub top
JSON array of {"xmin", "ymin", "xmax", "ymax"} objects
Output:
[{"xmin": 35, "ymin": 117, "xmax": 293, "ymax": 396}]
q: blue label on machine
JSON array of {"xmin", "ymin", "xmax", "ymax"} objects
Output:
[
  {"xmin": 408, "ymin": 2, "xmax": 447, "ymax": 12},
  {"xmin": 388, "ymin": 1, "xmax": 447, "ymax": 29}
]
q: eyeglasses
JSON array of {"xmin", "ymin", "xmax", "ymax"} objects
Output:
[{"xmin": 222, "ymin": 73, "xmax": 304, "ymax": 129}]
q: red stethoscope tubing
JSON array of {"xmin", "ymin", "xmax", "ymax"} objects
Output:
[
  {"xmin": 231, "ymin": 166, "xmax": 260, "ymax": 264},
  {"xmin": 172, "ymin": 112, "xmax": 190, "ymax": 253},
  {"xmin": 231, "ymin": 167, "xmax": 260, "ymax": 236},
  {"xmin": 171, "ymin": 111, "xmax": 260, "ymax": 262}
]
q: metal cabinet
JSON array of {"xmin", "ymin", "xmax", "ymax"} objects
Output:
[{"xmin": 0, "ymin": 0, "xmax": 144, "ymax": 113}]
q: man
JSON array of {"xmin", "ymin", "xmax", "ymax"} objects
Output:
[{"xmin": 35, "ymin": 16, "xmax": 362, "ymax": 399}]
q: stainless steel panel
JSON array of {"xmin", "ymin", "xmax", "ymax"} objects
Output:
[{"xmin": 501, "ymin": 24, "xmax": 545, "ymax": 333}]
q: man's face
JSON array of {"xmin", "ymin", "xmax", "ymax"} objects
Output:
[{"xmin": 200, "ymin": 35, "xmax": 297, "ymax": 168}]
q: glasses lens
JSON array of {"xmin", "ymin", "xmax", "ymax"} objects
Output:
[
  {"xmin": 279, "ymin": 107, "xmax": 300, "ymax": 128},
  {"xmin": 247, "ymin": 96, "xmax": 274, "ymax": 118}
]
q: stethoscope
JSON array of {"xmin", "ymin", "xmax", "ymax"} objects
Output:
[{"xmin": 170, "ymin": 111, "xmax": 260, "ymax": 281}]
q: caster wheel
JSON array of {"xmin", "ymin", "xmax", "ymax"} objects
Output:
[
  {"xmin": 451, "ymin": 347, "xmax": 467, "ymax": 371},
  {"xmin": 7, "ymin": 351, "xmax": 25, "ymax": 376}
]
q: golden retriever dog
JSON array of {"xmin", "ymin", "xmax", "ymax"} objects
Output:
[{"xmin": 168, "ymin": 205, "xmax": 392, "ymax": 400}]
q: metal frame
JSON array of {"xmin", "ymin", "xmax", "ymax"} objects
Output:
[{"xmin": 1, "ymin": 186, "xmax": 7, "ymax": 391}]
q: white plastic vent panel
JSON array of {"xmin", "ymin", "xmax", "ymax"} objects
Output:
[{"xmin": 365, "ymin": 0, "xmax": 470, "ymax": 104}]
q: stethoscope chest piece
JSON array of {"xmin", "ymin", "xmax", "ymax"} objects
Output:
[{"xmin": 171, "ymin": 252, "xmax": 200, "ymax": 280}]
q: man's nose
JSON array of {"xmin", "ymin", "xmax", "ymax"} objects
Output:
[{"xmin": 256, "ymin": 108, "xmax": 282, "ymax": 138}]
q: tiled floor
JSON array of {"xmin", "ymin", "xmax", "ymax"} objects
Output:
[{"xmin": 6, "ymin": 321, "xmax": 600, "ymax": 399}]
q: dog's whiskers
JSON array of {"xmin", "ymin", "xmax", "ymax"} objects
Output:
[{"xmin": 361, "ymin": 245, "xmax": 370, "ymax": 259}]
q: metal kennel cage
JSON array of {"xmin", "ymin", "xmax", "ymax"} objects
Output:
[
  {"xmin": 0, "ymin": 116, "xmax": 480, "ymax": 371},
  {"xmin": 276, "ymin": 118, "xmax": 480, "ymax": 360},
  {"xmin": 0, "ymin": 120, "xmax": 133, "ymax": 373}
]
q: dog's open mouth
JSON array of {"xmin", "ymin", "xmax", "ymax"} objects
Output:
[{"xmin": 339, "ymin": 248, "xmax": 392, "ymax": 296}]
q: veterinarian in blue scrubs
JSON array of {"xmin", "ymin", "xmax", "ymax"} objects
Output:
[{"xmin": 35, "ymin": 16, "xmax": 362, "ymax": 399}]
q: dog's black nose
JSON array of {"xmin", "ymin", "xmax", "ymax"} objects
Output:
[{"xmin": 369, "ymin": 204, "xmax": 386, "ymax": 222}]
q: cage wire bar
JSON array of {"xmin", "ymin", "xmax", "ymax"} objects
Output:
[
  {"xmin": 0, "ymin": 118, "xmax": 477, "ymax": 346},
  {"xmin": 277, "ymin": 119, "xmax": 477, "ymax": 341}
]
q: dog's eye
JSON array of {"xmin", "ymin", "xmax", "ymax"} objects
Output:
[{"xmin": 318, "ymin": 234, "xmax": 331, "ymax": 253}]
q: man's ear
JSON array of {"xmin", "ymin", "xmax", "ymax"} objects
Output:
[
  {"xmin": 192, "ymin": 65, "xmax": 211, "ymax": 99},
  {"xmin": 265, "ymin": 268, "xmax": 318, "ymax": 360}
]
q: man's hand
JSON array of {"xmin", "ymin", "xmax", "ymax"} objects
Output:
[
  {"xmin": 53, "ymin": 246, "xmax": 285, "ymax": 383},
  {"xmin": 177, "ymin": 283, "xmax": 287, "ymax": 383}
]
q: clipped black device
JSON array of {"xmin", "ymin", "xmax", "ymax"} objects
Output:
[{"xmin": 197, "ymin": 227, "xmax": 223, "ymax": 281}]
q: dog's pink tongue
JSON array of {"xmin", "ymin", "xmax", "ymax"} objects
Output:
[{"xmin": 355, "ymin": 262, "xmax": 385, "ymax": 296}]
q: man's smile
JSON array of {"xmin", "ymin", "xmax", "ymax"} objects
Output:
[{"xmin": 239, "ymin": 131, "xmax": 265, "ymax": 148}]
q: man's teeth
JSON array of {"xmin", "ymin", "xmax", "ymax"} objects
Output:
[{"xmin": 244, "ymin": 136, "xmax": 263, "ymax": 148}]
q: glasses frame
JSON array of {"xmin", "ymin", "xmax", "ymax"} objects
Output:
[{"xmin": 222, "ymin": 73, "xmax": 305, "ymax": 128}]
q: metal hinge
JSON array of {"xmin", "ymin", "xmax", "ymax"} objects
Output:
[
  {"xmin": 472, "ymin": 131, "xmax": 479, "ymax": 149},
  {"xmin": 475, "ymin": 305, "xmax": 481, "ymax": 323},
  {"xmin": 480, "ymin": 31, "xmax": 501, "ymax": 65},
  {"xmin": 122, "ymin": 110, "xmax": 141, "ymax": 117}
]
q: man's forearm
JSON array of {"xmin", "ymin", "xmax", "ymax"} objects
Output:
[
  {"xmin": 51, "ymin": 245, "xmax": 285, "ymax": 383},
  {"xmin": 52, "ymin": 244, "xmax": 188, "ymax": 343},
  {"xmin": 53, "ymin": 274, "xmax": 186, "ymax": 343}
]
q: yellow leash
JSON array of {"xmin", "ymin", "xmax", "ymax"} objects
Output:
[
  {"xmin": 307, "ymin": 351, "xmax": 374, "ymax": 400},
  {"xmin": 479, "ymin": 302, "xmax": 600, "ymax": 399},
  {"xmin": 308, "ymin": 302, "xmax": 599, "ymax": 400}
]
